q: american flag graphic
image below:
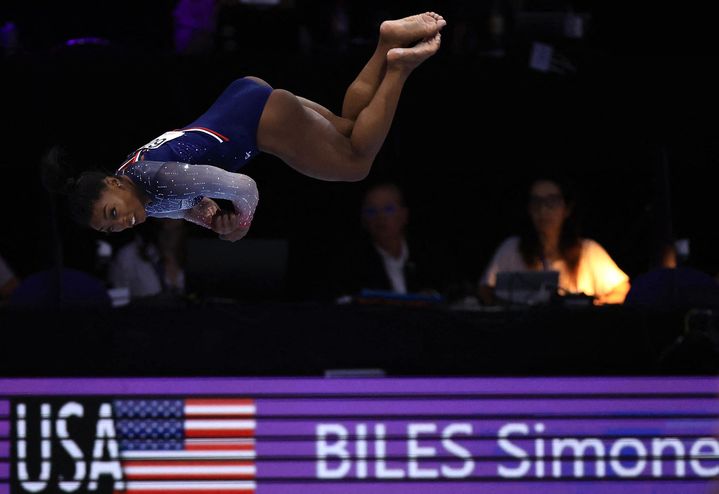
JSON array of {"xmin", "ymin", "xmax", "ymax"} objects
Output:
[{"xmin": 113, "ymin": 399, "xmax": 256, "ymax": 494}]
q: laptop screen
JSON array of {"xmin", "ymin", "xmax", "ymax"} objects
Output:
[{"xmin": 495, "ymin": 270, "xmax": 560, "ymax": 305}]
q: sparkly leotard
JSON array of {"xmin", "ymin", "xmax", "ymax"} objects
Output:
[
  {"xmin": 114, "ymin": 77, "xmax": 271, "ymax": 227},
  {"xmin": 118, "ymin": 160, "xmax": 259, "ymax": 227}
]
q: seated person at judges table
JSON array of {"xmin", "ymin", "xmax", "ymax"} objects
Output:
[
  {"xmin": 479, "ymin": 176, "xmax": 630, "ymax": 305},
  {"xmin": 108, "ymin": 218, "xmax": 187, "ymax": 299},
  {"xmin": 329, "ymin": 182, "xmax": 444, "ymax": 299}
]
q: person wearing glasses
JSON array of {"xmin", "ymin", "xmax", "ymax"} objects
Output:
[
  {"xmin": 479, "ymin": 175, "xmax": 630, "ymax": 305},
  {"xmin": 329, "ymin": 181, "xmax": 443, "ymax": 298}
]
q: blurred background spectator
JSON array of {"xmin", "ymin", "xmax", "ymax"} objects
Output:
[
  {"xmin": 109, "ymin": 218, "xmax": 187, "ymax": 300},
  {"xmin": 326, "ymin": 181, "xmax": 449, "ymax": 301},
  {"xmin": 479, "ymin": 174, "xmax": 630, "ymax": 305}
]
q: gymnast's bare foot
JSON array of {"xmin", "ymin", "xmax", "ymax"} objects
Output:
[
  {"xmin": 387, "ymin": 32, "xmax": 442, "ymax": 72},
  {"xmin": 380, "ymin": 12, "xmax": 446, "ymax": 48}
]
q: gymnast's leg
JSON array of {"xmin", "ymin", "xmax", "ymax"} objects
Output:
[
  {"xmin": 294, "ymin": 12, "xmax": 446, "ymax": 137},
  {"xmin": 341, "ymin": 12, "xmax": 445, "ymax": 121},
  {"xmin": 256, "ymin": 17, "xmax": 444, "ymax": 181}
]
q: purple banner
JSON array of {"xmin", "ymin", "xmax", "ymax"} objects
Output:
[
  {"xmin": 1, "ymin": 376, "xmax": 718, "ymax": 395},
  {"xmin": 0, "ymin": 376, "xmax": 718, "ymax": 493},
  {"xmin": 250, "ymin": 482, "xmax": 718, "ymax": 494},
  {"xmin": 254, "ymin": 397, "xmax": 719, "ymax": 415},
  {"xmin": 253, "ymin": 417, "xmax": 719, "ymax": 433}
]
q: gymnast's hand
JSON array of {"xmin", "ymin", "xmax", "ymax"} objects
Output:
[
  {"xmin": 191, "ymin": 197, "xmax": 221, "ymax": 227},
  {"xmin": 211, "ymin": 210, "xmax": 251, "ymax": 242},
  {"xmin": 219, "ymin": 224, "xmax": 250, "ymax": 242}
]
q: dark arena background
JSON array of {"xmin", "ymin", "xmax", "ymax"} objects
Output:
[{"xmin": 2, "ymin": 1, "xmax": 719, "ymax": 493}]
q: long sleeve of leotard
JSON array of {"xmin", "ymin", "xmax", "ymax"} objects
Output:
[{"xmin": 142, "ymin": 161, "xmax": 259, "ymax": 228}]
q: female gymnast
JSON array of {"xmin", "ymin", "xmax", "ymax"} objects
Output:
[{"xmin": 43, "ymin": 12, "xmax": 446, "ymax": 242}]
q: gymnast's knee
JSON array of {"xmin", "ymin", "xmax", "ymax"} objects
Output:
[{"xmin": 344, "ymin": 159, "xmax": 371, "ymax": 182}]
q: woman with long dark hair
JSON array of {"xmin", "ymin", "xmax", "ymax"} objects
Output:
[{"xmin": 479, "ymin": 176, "xmax": 630, "ymax": 305}]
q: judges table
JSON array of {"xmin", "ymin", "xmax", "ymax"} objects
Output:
[
  {"xmin": 0, "ymin": 300, "xmax": 713, "ymax": 376},
  {"xmin": 2, "ymin": 301, "xmax": 719, "ymax": 494}
]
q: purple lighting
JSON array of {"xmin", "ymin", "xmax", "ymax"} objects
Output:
[{"xmin": 64, "ymin": 37, "xmax": 110, "ymax": 47}]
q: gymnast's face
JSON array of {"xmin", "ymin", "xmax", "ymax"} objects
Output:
[
  {"xmin": 528, "ymin": 180, "xmax": 570, "ymax": 238},
  {"xmin": 89, "ymin": 176, "xmax": 147, "ymax": 233}
]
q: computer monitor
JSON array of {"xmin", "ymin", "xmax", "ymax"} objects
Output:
[
  {"xmin": 184, "ymin": 237, "xmax": 288, "ymax": 301},
  {"xmin": 495, "ymin": 270, "xmax": 559, "ymax": 306}
]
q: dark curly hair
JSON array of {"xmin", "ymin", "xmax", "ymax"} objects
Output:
[{"xmin": 40, "ymin": 146, "xmax": 112, "ymax": 226}]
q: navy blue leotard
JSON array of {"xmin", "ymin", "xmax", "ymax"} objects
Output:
[
  {"xmin": 115, "ymin": 77, "xmax": 270, "ymax": 225},
  {"xmin": 117, "ymin": 77, "xmax": 273, "ymax": 173}
]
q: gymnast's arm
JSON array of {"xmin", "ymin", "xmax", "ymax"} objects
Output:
[
  {"xmin": 154, "ymin": 197, "xmax": 251, "ymax": 241},
  {"xmin": 152, "ymin": 199, "xmax": 219, "ymax": 230},
  {"xmin": 152, "ymin": 162, "xmax": 259, "ymax": 233}
]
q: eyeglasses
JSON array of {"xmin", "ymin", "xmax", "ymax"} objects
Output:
[
  {"xmin": 362, "ymin": 204, "xmax": 399, "ymax": 218},
  {"xmin": 529, "ymin": 194, "xmax": 565, "ymax": 210}
]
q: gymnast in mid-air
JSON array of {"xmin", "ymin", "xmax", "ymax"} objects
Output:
[{"xmin": 44, "ymin": 12, "xmax": 446, "ymax": 242}]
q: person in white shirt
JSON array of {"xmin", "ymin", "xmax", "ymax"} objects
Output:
[
  {"xmin": 328, "ymin": 182, "xmax": 445, "ymax": 298},
  {"xmin": 479, "ymin": 176, "xmax": 630, "ymax": 305},
  {"xmin": 362, "ymin": 182, "xmax": 411, "ymax": 294},
  {"xmin": 109, "ymin": 218, "xmax": 186, "ymax": 299}
]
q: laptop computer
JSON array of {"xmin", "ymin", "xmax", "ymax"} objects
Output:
[
  {"xmin": 184, "ymin": 237, "xmax": 288, "ymax": 301},
  {"xmin": 495, "ymin": 270, "xmax": 560, "ymax": 306}
]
